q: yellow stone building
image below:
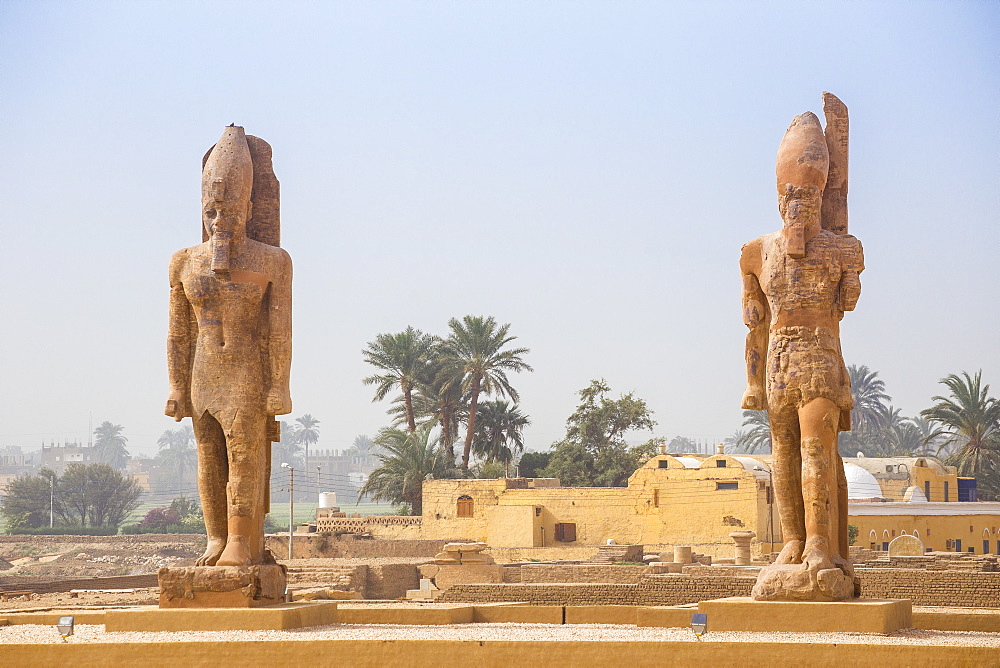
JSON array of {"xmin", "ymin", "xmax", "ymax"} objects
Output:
[{"xmin": 353, "ymin": 452, "xmax": 1000, "ymax": 557}]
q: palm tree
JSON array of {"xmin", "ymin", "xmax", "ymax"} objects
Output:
[
  {"xmin": 93, "ymin": 421, "xmax": 128, "ymax": 469},
  {"xmin": 272, "ymin": 421, "xmax": 303, "ymax": 489},
  {"xmin": 667, "ymin": 436, "xmax": 697, "ymax": 453},
  {"xmin": 388, "ymin": 353, "xmax": 469, "ymax": 463},
  {"xmin": 909, "ymin": 417, "xmax": 947, "ymax": 456},
  {"xmin": 733, "ymin": 410, "xmax": 772, "ymax": 453},
  {"xmin": 294, "ymin": 414, "xmax": 321, "ymax": 479},
  {"xmin": 441, "ymin": 316, "xmax": 532, "ymax": 470},
  {"xmin": 921, "ymin": 371, "xmax": 1000, "ymax": 498},
  {"xmin": 472, "ymin": 400, "xmax": 531, "ymax": 469},
  {"xmin": 155, "ymin": 424, "xmax": 197, "ymax": 480},
  {"xmin": 363, "ymin": 328, "xmax": 437, "ymax": 433},
  {"xmin": 848, "ymin": 364, "xmax": 892, "ymax": 435},
  {"xmin": 358, "ymin": 425, "xmax": 447, "ymax": 515}
]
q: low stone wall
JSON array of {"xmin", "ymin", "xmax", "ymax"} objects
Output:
[
  {"xmin": 860, "ymin": 569, "xmax": 1000, "ymax": 607},
  {"xmin": 485, "ymin": 546, "xmax": 599, "ymax": 563},
  {"xmin": 519, "ymin": 565, "xmax": 650, "ymax": 585},
  {"xmin": 0, "ymin": 574, "xmax": 159, "ymax": 594},
  {"xmin": 443, "ymin": 567, "xmax": 1000, "ymax": 609},
  {"xmin": 366, "ymin": 563, "xmax": 419, "ymax": 599},
  {"xmin": 265, "ymin": 535, "xmax": 452, "ymax": 559},
  {"xmin": 439, "ymin": 575, "xmax": 755, "ymax": 606}
]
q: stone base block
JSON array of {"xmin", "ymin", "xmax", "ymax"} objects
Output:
[
  {"xmin": 752, "ymin": 563, "xmax": 858, "ymax": 601},
  {"xmin": 698, "ymin": 597, "xmax": 912, "ymax": 634},
  {"xmin": 105, "ymin": 601, "xmax": 337, "ymax": 631},
  {"xmin": 158, "ymin": 564, "xmax": 286, "ymax": 608},
  {"xmin": 433, "ymin": 564, "xmax": 504, "ymax": 590}
]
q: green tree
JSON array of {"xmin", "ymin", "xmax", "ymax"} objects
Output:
[
  {"xmin": 442, "ymin": 316, "xmax": 532, "ymax": 470},
  {"xmin": 732, "ymin": 410, "xmax": 772, "ymax": 453},
  {"xmin": 472, "ymin": 399, "xmax": 531, "ymax": 468},
  {"xmin": 0, "ymin": 468, "xmax": 57, "ymax": 529},
  {"xmin": 543, "ymin": 380, "xmax": 656, "ymax": 487},
  {"xmin": 34, "ymin": 463, "xmax": 144, "ymax": 529},
  {"xmin": 363, "ymin": 327, "xmax": 437, "ymax": 433},
  {"xmin": 358, "ymin": 425, "xmax": 448, "ymax": 515},
  {"xmin": 295, "ymin": 414, "xmax": 321, "ymax": 474},
  {"xmin": 516, "ymin": 451, "xmax": 551, "ymax": 478},
  {"xmin": 667, "ymin": 436, "xmax": 697, "ymax": 453},
  {"xmin": 387, "ymin": 348, "xmax": 469, "ymax": 463},
  {"xmin": 155, "ymin": 424, "xmax": 197, "ymax": 480},
  {"xmin": 921, "ymin": 371, "xmax": 1000, "ymax": 500},
  {"xmin": 80, "ymin": 463, "xmax": 145, "ymax": 527},
  {"xmin": 93, "ymin": 421, "xmax": 129, "ymax": 469},
  {"xmin": 848, "ymin": 364, "xmax": 892, "ymax": 434},
  {"xmin": 839, "ymin": 364, "xmax": 893, "ymax": 456}
]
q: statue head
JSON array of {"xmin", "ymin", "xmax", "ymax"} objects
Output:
[
  {"xmin": 202, "ymin": 126, "xmax": 254, "ymax": 272},
  {"xmin": 776, "ymin": 112, "xmax": 828, "ymax": 258}
]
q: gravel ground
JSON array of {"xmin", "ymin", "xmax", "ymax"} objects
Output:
[{"xmin": 3, "ymin": 622, "xmax": 1000, "ymax": 646}]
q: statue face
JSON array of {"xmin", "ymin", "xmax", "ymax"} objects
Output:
[
  {"xmin": 778, "ymin": 185, "xmax": 822, "ymax": 258},
  {"xmin": 202, "ymin": 194, "xmax": 251, "ymax": 240}
]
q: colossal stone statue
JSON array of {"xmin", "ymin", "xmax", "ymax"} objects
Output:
[
  {"xmin": 741, "ymin": 93, "xmax": 862, "ymax": 601},
  {"xmin": 165, "ymin": 125, "xmax": 291, "ymax": 576}
]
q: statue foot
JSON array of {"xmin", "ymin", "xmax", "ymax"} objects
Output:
[
  {"xmin": 216, "ymin": 536, "xmax": 252, "ymax": 567},
  {"xmin": 801, "ymin": 538, "xmax": 836, "ymax": 573},
  {"xmin": 195, "ymin": 538, "xmax": 226, "ymax": 566},
  {"xmin": 773, "ymin": 539, "xmax": 804, "ymax": 565},
  {"xmin": 831, "ymin": 553, "xmax": 855, "ymax": 577},
  {"xmin": 752, "ymin": 540, "xmax": 856, "ymax": 602}
]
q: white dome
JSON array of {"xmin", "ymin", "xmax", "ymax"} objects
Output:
[
  {"xmin": 903, "ymin": 485, "xmax": 928, "ymax": 503},
  {"xmin": 844, "ymin": 463, "xmax": 883, "ymax": 499}
]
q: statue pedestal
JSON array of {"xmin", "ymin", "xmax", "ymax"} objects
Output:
[
  {"xmin": 158, "ymin": 565, "xmax": 287, "ymax": 609},
  {"xmin": 699, "ymin": 597, "xmax": 912, "ymax": 634},
  {"xmin": 106, "ymin": 601, "xmax": 337, "ymax": 631}
]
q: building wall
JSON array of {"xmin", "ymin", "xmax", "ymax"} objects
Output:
[
  {"xmin": 406, "ymin": 454, "xmax": 979, "ymax": 556},
  {"xmin": 847, "ymin": 506, "xmax": 1000, "ymax": 553},
  {"xmin": 416, "ymin": 455, "xmax": 776, "ymax": 556}
]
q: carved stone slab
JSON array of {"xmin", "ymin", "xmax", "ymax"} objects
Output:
[{"xmin": 158, "ymin": 565, "xmax": 286, "ymax": 608}]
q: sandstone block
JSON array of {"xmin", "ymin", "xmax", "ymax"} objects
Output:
[{"xmin": 158, "ymin": 565, "xmax": 286, "ymax": 608}]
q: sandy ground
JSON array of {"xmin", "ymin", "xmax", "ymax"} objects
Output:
[
  {"xmin": 0, "ymin": 538, "xmax": 201, "ymax": 581},
  {"xmin": 0, "ymin": 588, "xmax": 159, "ymax": 610},
  {"xmin": 2, "ymin": 621, "xmax": 1000, "ymax": 646}
]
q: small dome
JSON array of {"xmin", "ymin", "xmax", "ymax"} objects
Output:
[
  {"xmin": 844, "ymin": 463, "xmax": 883, "ymax": 499},
  {"xmin": 903, "ymin": 485, "xmax": 928, "ymax": 503}
]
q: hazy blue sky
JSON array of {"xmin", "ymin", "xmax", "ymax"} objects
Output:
[{"xmin": 1, "ymin": 1, "xmax": 997, "ymax": 458}]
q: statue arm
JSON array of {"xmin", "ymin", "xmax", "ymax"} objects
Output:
[
  {"xmin": 838, "ymin": 235, "xmax": 863, "ymax": 313},
  {"xmin": 740, "ymin": 241, "xmax": 769, "ymax": 411},
  {"xmin": 266, "ymin": 250, "xmax": 293, "ymax": 416},
  {"xmin": 165, "ymin": 252, "xmax": 194, "ymax": 420}
]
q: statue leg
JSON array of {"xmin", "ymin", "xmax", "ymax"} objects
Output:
[
  {"xmin": 769, "ymin": 405, "xmax": 806, "ymax": 564},
  {"xmin": 798, "ymin": 397, "xmax": 841, "ymax": 573},
  {"xmin": 193, "ymin": 411, "xmax": 228, "ymax": 566},
  {"xmin": 217, "ymin": 409, "xmax": 267, "ymax": 567}
]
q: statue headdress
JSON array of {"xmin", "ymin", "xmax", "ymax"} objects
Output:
[
  {"xmin": 201, "ymin": 128, "xmax": 281, "ymax": 247},
  {"xmin": 776, "ymin": 111, "xmax": 829, "ymax": 192}
]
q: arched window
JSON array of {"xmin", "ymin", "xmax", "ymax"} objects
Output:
[{"xmin": 457, "ymin": 495, "xmax": 474, "ymax": 518}]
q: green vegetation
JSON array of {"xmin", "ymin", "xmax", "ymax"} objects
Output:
[
  {"xmin": 1, "ymin": 463, "xmax": 143, "ymax": 533},
  {"xmin": 121, "ymin": 496, "xmax": 204, "ymax": 534},
  {"xmin": 922, "ymin": 371, "xmax": 1000, "ymax": 500},
  {"xmin": 156, "ymin": 424, "xmax": 197, "ymax": 480},
  {"xmin": 359, "ymin": 425, "xmax": 449, "ymax": 515},
  {"xmin": 93, "ymin": 420, "xmax": 129, "ymax": 469},
  {"xmin": 360, "ymin": 315, "xmax": 533, "ymax": 503},
  {"xmin": 541, "ymin": 379, "xmax": 656, "ymax": 487}
]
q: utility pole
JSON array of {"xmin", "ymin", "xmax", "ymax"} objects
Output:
[
  {"xmin": 49, "ymin": 474, "xmax": 54, "ymax": 528},
  {"xmin": 281, "ymin": 463, "xmax": 294, "ymax": 560}
]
